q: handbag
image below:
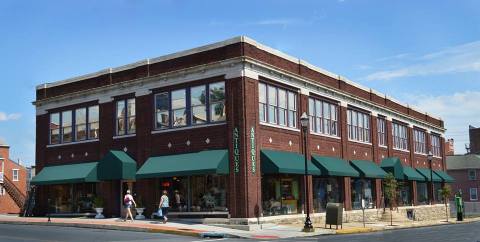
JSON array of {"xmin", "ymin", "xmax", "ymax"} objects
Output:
[{"xmin": 157, "ymin": 208, "xmax": 163, "ymax": 217}]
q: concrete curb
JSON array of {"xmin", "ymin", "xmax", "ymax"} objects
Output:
[{"xmin": 0, "ymin": 220, "xmax": 208, "ymax": 238}]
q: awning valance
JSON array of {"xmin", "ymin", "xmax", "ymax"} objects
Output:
[
  {"xmin": 136, "ymin": 149, "xmax": 229, "ymax": 179},
  {"xmin": 350, "ymin": 160, "xmax": 387, "ymax": 179},
  {"xmin": 433, "ymin": 170, "xmax": 455, "ymax": 183},
  {"xmin": 98, "ymin": 150, "xmax": 137, "ymax": 180},
  {"xmin": 312, "ymin": 155, "xmax": 359, "ymax": 177},
  {"xmin": 380, "ymin": 157, "xmax": 424, "ymax": 181},
  {"xmin": 416, "ymin": 168, "xmax": 442, "ymax": 182},
  {"xmin": 403, "ymin": 166, "xmax": 426, "ymax": 181},
  {"xmin": 31, "ymin": 162, "xmax": 98, "ymax": 185},
  {"xmin": 260, "ymin": 149, "xmax": 321, "ymax": 175}
]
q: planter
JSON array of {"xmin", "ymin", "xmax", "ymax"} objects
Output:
[
  {"xmin": 135, "ymin": 208, "xmax": 145, "ymax": 220},
  {"xmin": 94, "ymin": 208, "xmax": 105, "ymax": 219}
]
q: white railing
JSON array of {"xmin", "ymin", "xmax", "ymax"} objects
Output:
[{"xmin": 0, "ymin": 172, "xmax": 3, "ymax": 183}]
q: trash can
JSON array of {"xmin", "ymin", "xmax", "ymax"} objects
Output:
[{"xmin": 325, "ymin": 203, "xmax": 343, "ymax": 229}]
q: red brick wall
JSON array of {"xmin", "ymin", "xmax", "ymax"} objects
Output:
[
  {"xmin": 448, "ymin": 169, "xmax": 480, "ymax": 202},
  {"xmin": 0, "ymin": 147, "xmax": 27, "ymax": 214}
]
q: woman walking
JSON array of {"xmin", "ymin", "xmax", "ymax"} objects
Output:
[
  {"xmin": 158, "ymin": 190, "xmax": 170, "ymax": 223},
  {"xmin": 123, "ymin": 190, "xmax": 137, "ymax": 222}
]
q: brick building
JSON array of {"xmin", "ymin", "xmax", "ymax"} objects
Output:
[
  {"xmin": 447, "ymin": 154, "xmax": 480, "ymax": 202},
  {"xmin": 0, "ymin": 141, "xmax": 27, "ymax": 214},
  {"xmin": 32, "ymin": 36, "xmax": 452, "ymax": 220}
]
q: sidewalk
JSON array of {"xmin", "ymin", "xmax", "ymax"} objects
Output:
[
  {"xmin": 0, "ymin": 215, "xmax": 333, "ymax": 239},
  {"xmin": 0, "ymin": 215, "xmax": 478, "ymax": 239}
]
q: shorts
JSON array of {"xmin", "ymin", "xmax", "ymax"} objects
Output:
[
  {"xmin": 124, "ymin": 204, "xmax": 132, "ymax": 209},
  {"xmin": 161, "ymin": 207, "xmax": 169, "ymax": 217}
]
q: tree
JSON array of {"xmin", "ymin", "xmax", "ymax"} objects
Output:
[
  {"xmin": 383, "ymin": 173, "xmax": 398, "ymax": 226},
  {"xmin": 440, "ymin": 185, "xmax": 452, "ymax": 222}
]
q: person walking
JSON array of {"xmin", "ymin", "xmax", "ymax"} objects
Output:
[
  {"xmin": 123, "ymin": 190, "xmax": 137, "ymax": 222},
  {"xmin": 158, "ymin": 190, "xmax": 170, "ymax": 223}
]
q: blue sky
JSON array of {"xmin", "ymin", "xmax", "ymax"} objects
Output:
[{"xmin": 1, "ymin": 0, "xmax": 479, "ymax": 166}]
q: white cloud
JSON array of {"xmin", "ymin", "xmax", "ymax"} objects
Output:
[
  {"xmin": 0, "ymin": 112, "xmax": 21, "ymax": 121},
  {"xmin": 363, "ymin": 41, "xmax": 480, "ymax": 81},
  {"xmin": 403, "ymin": 91, "xmax": 480, "ymax": 154}
]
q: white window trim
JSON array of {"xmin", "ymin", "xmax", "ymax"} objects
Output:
[
  {"xmin": 46, "ymin": 139, "xmax": 99, "ymax": 148},
  {"xmin": 259, "ymin": 122, "xmax": 300, "ymax": 132},
  {"xmin": 393, "ymin": 147, "xmax": 410, "ymax": 153},
  {"xmin": 348, "ymin": 139, "xmax": 373, "ymax": 146},
  {"xmin": 310, "ymin": 131, "xmax": 341, "ymax": 140},
  {"xmin": 468, "ymin": 169, "xmax": 477, "ymax": 181},
  {"xmin": 470, "ymin": 188, "xmax": 478, "ymax": 201},
  {"xmin": 12, "ymin": 169, "xmax": 19, "ymax": 181},
  {"xmin": 113, "ymin": 133, "xmax": 137, "ymax": 139},
  {"xmin": 379, "ymin": 144, "xmax": 388, "ymax": 149},
  {"xmin": 414, "ymin": 152, "xmax": 428, "ymax": 156},
  {"xmin": 151, "ymin": 122, "xmax": 227, "ymax": 134}
]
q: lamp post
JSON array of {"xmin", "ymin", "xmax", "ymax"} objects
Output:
[
  {"xmin": 427, "ymin": 151, "xmax": 434, "ymax": 205},
  {"xmin": 300, "ymin": 112, "xmax": 314, "ymax": 232}
]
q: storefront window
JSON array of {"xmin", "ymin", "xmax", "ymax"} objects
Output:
[
  {"xmin": 434, "ymin": 183, "xmax": 442, "ymax": 203},
  {"xmin": 262, "ymin": 176, "xmax": 300, "ymax": 216},
  {"xmin": 397, "ymin": 181, "xmax": 412, "ymax": 206},
  {"xmin": 48, "ymin": 183, "xmax": 96, "ymax": 213},
  {"xmin": 351, "ymin": 179, "xmax": 375, "ymax": 210},
  {"xmin": 417, "ymin": 182, "xmax": 429, "ymax": 205},
  {"xmin": 313, "ymin": 177, "xmax": 342, "ymax": 213},
  {"xmin": 157, "ymin": 175, "xmax": 228, "ymax": 212}
]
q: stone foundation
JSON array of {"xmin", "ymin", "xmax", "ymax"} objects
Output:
[{"xmin": 224, "ymin": 204, "xmax": 451, "ymax": 228}]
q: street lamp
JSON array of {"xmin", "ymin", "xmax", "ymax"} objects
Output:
[
  {"xmin": 427, "ymin": 151, "xmax": 434, "ymax": 205},
  {"xmin": 300, "ymin": 112, "xmax": 314, "ymax": 232}
]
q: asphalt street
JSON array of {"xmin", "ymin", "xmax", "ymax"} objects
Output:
[{"xmin": 0, "ymin": 221, "xmax": 479, "ymax": 242}]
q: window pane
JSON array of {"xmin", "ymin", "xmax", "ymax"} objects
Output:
[
  {"xmin": 278, "ymin": 108, "xmax": 286, "ymax": 126},
  {"xmin": 209, "ymin": 82, "xmax": 225, "ymax": 103},
  {"xmin": 309, "ymin": 98, "xmax": 315, "ymax": 115},
  {"xmin": 128, "ymin": 116, "xmax": 136, "ymax": 133},
  {"xmin": 211, "ymin": 103, "xmax": 226, "ymax": 122},
  {"xmin": 193, "ymin": 105, "xmax": 207, "ymax": 124},
  {"xmin": 156, "ymin": 93, "xmax": 170, "ymax": 111},
  {"xmin": 259, "ymin": 83, "xmax": 267, "ymax": 103},
  {"xmin": 155, "ymin": 93, "xmax": 170, "ymax": 129},
  {"xmin": 288, "ymin": 92, "xmax": 296, "ymax": 110},
  {"xmin": 88, "ymin": 106, "xmax": 99, "ymax": 139},
  {"xmin": 127, "ymin": 99, "xmax": 135, "ymax": 117},
  {"xmin": 278, "ymin": 89, "xmax": 287, "ymax": 108},
  {"xmin": 268, "ymin": 86, "xmax": 277, "ymax": 105},
  {"xmin": 268, "ymin": 105, "xmax": 276, "ymax": 123},
  {"xmin": 315, "ymin": 100, "xmax": 322, "ymax": 117},
  {"xmin": 259, "ymin": 103, "xmax": 266, "ymax": 122},
  {"xmin": 116, "ymin": 101, "xmax": 125, "ymax": 118},
  {"xmin": 156, "ymin": 111, "xmax": 170, "ymax": 128},
  {"xmin": 116, "ymin": 101, "xmax": 125, "ymax": 135},
  {"xmin": 173, "ymin": 108, "xmax": 187, "ymax": 127},
  {"xmin": 75, "ymin": 108, "xmax": 87, "ymax": 141},
  {"xmin": 288, "ymin": 110, "xmax": 296, "ymax": 128},
  {"xmin": 171, "ymin": 89, "xmax": 186, "ymax": 110},
  {"xmin": 191, "ymin": 85, "xmax": 207, "ymax": 106},
  {"xmin": 62, "ymin": 111, "xmax": 72, "ymax": 143},
  {"xmin": 50, "ymin": 113, "xmax": 60, "ymax": 144}
]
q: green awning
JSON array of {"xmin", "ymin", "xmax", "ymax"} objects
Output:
[
  {"xmin": 136, "ymin": 149, "xmax": 229, "ymax": 179},
  {"xmin": 260, "ymin": 149, "xmax": 321, "ymax": 175},
  {"xmin": 416, "ymin": 168, "xmax": 442, "ymax": 182},
  {"xmin": 350, "ymin": 160, "xmax": 387, "ymax": 179},
  {"xmin": 98, "ymin": 150, "xmax": 137, "ymax": 180},
  {"xmin": 380, "ymin": 157, "xmax": 424, "ymax": 181},
  {"xmin": 312, "ymin": 155, "xmax": 359, "ymax": 177},
  {"xmin": 31, "ymin": 162, "xmax": 98, "ymax": 185},
  {"xmin": 403, "ymin": 166, "xmax": 426, "ymax": 181},
  {"xmin": 433, "ymin": 170, "xmax": 455, "ymax": 183}
]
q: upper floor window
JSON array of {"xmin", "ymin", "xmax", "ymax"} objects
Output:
[
  {"xmin": 12, "ymin": 169, "xmax": 19, "ymax": 181},
  {"xmin": 75, "ymin": 108, "xmax": 87, "ymax": 141},
  {"xmin": 468, "ymin": 169, "xmax": 476, "ymax": 181},
  {"xmin": 49, "ymin": 113, "xmax": 60, "ymax": 144},
  {"xmin": 392, "ymin": 122, "xmax": 408, "ymax": 150},
  {"xmin": 431, "ymin": 134, "xmax": 441, "ymax": 157},
  {"xmin": 414, "ymin": 129, "xmax": 427, "ymax": 154},
  {"xmin": 49, "ymin": 105, "xmax": 99, "ymax": 145},
  {"xmin": 308, "ymin": 98, "xmax": 338, "ymax": 136},
  {"xmin": 88, "ymin": 106, "xmax": 99, "ymax": 139},
  {"xmin": 116, "ymin": 98, "xmax": 136, "ymax": 136},
  {"xmin": 470, "ymin": 188, "xmax": 478, "ymax": 201},
  {"xmin": 347, "ymin": 109, "xmax": 370, "ymax": 143},
  {"xmin": 377, "ymin": 117, "xmax": 387, "ymax": 147},
  {"xmin": 61, "ymin": 111, "xmax": 72, "ymax": 143},
  {"xmin": 258, "ymin": 82, "xmax": 297, "ymax": 128},
  {"xmin": 154, "ymin": 81, "xmax": 225, "ymax": 130}
]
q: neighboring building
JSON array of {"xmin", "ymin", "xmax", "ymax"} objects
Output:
[
  {"xmin": 445, "ymin": 138, "xmax": 454, "ymax": 156},
  {"xmin": 0, "ymin": 141, "xmax": 27, "ymax": 214},
  {"xmin": 469, "ymin": 125, "xmax": 480, "ymax": 154},
  {"xmin": 32, "ymin": 36, "xmax": 450, "ymax": 220},
  {"xmin": 447, "ymin": 154, "xmax": 480, "ymax": 202}
]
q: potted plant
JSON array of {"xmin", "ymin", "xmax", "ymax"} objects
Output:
[
  {"xmin": 93, "ymin": 196, "xmax": 105, "ymax": 219},
  {"xmin": 135, "ymin": 196, "xmax": 146, "ymax": 220}
]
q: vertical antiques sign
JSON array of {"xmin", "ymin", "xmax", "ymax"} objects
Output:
[
  {"xmin": 233, "ymin": 127, "xmax": 240, "ymax": 173},
  {"xmin": 250, "ymin": 126, "xmax": 256, "ymax": 174}
]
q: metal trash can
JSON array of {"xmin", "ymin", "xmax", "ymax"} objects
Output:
[{"xmin": 325, "ymin": 202, "xmax": 343, "ymax": 229}]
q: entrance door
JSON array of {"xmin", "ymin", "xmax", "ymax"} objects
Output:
[{"xmin": 120, "ymin": 181, "xmax": 136, "ymax": 218}]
